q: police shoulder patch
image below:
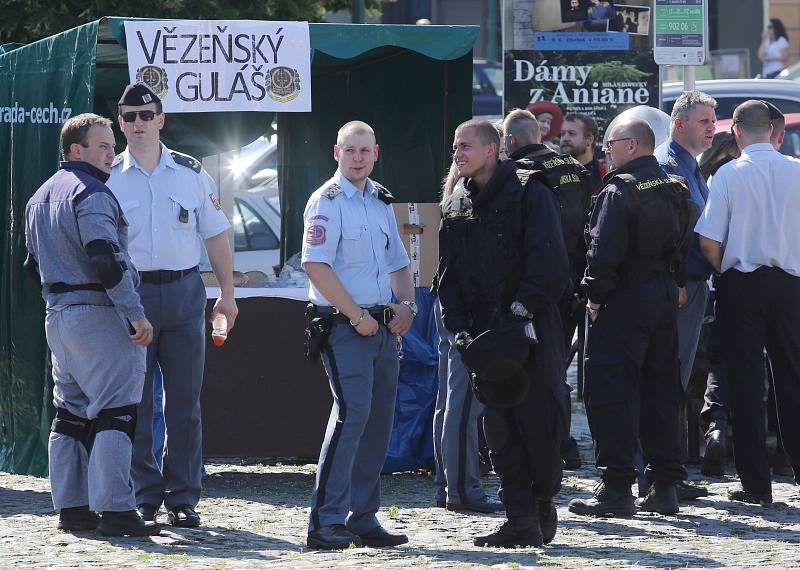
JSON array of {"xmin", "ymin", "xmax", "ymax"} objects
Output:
[
  {"xmin": 321, "ymin": 183, "xmax": 343, "ymax": 200},
  {"xmin": 373, "ymin": 181, "xmax": 395, "ymax": 204},
  {"xmin": 170, "ymin": 150, "xmax": 202, "ymax": 173},
  {"xmin": 111, "ymin": 154, "xmax": 124, "ymax": 168}
]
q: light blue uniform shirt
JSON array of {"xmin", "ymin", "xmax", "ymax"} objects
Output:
[
  {"xmin": 301, "ymin": 170, "xmax": 409, "ymax": 306},
  {"xmin": 107, "ymin": 144, "xmax": 230, "ymax": 272}
]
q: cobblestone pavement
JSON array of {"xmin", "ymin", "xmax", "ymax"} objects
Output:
[{"xmin": 2, "ymin": 385, "xmax": 799, "ymax": 567}]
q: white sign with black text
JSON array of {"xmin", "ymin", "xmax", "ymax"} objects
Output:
[{"xmin": 124, "ymin": 20, "xmax": 311, "ymax": 113}]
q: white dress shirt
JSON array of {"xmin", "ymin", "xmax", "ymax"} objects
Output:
[{"xmin": 696, "ymin": 143, "xmax": 800, "ymax": 277}]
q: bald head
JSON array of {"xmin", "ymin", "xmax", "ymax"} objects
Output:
[{"xmin": 606, "ymin": 118, "xmax": 655, "ymax": 168}]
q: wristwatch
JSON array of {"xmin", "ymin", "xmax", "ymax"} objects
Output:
[{"xmin": 401, "ymin": 300, "xmax": 418, "ymax": 317}]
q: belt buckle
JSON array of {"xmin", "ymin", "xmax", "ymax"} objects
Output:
[{"xmin": 383, "ymin": 307, "xmax": 393, "ymax": 325}]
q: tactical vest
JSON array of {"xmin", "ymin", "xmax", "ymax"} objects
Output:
[
  {"xmin": 440, "ymin": 180, "xmax": 527, "ymax": 329},
  {"xmin": 611, "ymin": 172, "xmax": 692, "ymax": 276},
  {"xmin": 519, "ymin": 153, "xmax": 592, "ymax": 264}
]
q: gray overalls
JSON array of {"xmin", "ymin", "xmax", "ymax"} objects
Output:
[{"xmin": 25, "ymin": 161, "xmax": 146, "ymax": 512}]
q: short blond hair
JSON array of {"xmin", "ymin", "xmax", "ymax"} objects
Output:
[
  {"xmin": 336, "ymin": 120, "xmax": 376, "ymax": 146},
  {"xmin": 503, "ymin": 108, "xmax": 540, "ymax": 145}
]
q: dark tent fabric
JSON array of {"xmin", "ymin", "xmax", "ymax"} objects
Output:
[{"xmin": 0, "ymin": 17, "xmax": 476, "ymax": 475}]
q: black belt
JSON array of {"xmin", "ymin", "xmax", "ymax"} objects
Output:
[
  {"xmin": 139, "ymin": 266, "xmax": 198, "ymax": 285},
  {"xmin": 313, "ymin": 305, "xmax": 394, "ymax": 326},
  {"xmin": 49, "ymin": 283, "xmax": 105, "ymax": 294}
]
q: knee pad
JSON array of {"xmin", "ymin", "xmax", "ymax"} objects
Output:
[
  {"xmin": 86, "ymin": 404, "xmax": 137, "ymax": 451},
  {"xmin": 51, "ymin": 407, "xmax": 91, "ymax": 451}
]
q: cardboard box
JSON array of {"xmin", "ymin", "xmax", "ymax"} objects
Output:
[{"xmin": 392, "ymin": 202, "xmax": 441, "ymax": 288}]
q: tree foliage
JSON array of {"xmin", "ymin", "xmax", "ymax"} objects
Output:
[{"xmin": 0, "ymin": 0, "xmax": 380, "ymax": 44}]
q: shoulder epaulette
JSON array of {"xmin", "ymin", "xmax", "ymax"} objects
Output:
[
  {"xmin": 170, "ymin": 150, "xmax": 202, "ymax": 173},
  {"xmin": 321, "ymin": 183, "xmax": 343, "ymax": 200},
  {"xmin": 667, "ymin": 156, "xmax": 679, "ymax": 169},
  {"xmin": 373, "ymin": 181, "xmax": 395, "ymax": 204},
  {"xmin": 667, "ymin": 174, "xmax": 689, "ymax": 191},
  {"xmin": 111, "ymin": 154, "xmax": 124, "ymax": 168}
]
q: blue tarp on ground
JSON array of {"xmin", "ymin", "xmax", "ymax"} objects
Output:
[{"xmin": 383, "ymin": 288, "xmax": 439, "ymax": 474}]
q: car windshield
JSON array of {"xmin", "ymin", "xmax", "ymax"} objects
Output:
[{"xmin": 482, "ymin": 65, "xmax": 504, "ymax": 97}]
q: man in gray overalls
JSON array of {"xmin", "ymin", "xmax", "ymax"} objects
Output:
[
  {"xmin": 302, "ymin": 121, "xmax": 416, "ymax": 550},
  {"xmin": 108, "ymin": 84, "xmax": 237, "ymax": 528},
  {"xmin": 24, "ymin": 113, "xmax": 159, "ymax": 536}
]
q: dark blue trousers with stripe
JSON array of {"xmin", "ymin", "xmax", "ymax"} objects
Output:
[
  {"xmin": 308, "ymin": 323, "xmax": 399, "ymax": 534},
  {"xmin": 432, "ymin": 300, "xmax": 486, "ymax": 505}
]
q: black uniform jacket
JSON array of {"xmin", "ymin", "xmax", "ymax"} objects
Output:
[
  {"xmin": 582, "ymin": 155, "xmax": 695, "ymax": 305},
  {"xmin": 437, "ymin": 159, "xmax": 570, "ymax": 335}
]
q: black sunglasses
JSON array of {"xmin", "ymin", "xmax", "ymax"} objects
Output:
[{"xmin": 121, "ymin": 110, "xmax": 159, "ymax": 123}]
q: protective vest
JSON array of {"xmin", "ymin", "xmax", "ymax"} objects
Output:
[
  {"xmin": 517, "ymin": 152, "xmax": 592, "ymax": 265},
  {"xmin": 611, "ymin": 172, "xmax": 692, "ymax": 276}
]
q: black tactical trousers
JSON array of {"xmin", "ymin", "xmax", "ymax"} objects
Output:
[
  {"xmin": 583, "ymin": 274, "xmax": 687, "ymax": 486},
  {"xmin": 482, "ymin": 304, "xmax": 567, "ymax": 519}
]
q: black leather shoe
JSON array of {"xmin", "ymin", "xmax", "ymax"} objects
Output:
[
  {"xmin": 538, "ymin": 500, "xmax": 557, "ymax": 545},
  {"xmin": 568, "ymin": 482, "xmax": 635, "ymax": 518},
  {"xmin": 561, "ymin": 437, "xmax": 582, "ymax": 470},
  {"xmin": 97, "ymin": 510, "xmax": 160, "ymax": 536},
  {"xmin": 675, "ymin": 480, "xmax": 709, "ymax": 501},
  {"xmin": 447, "ymin": 497, "xmax": 504, "ymax": 513},
  {"xmin": 636, "ymin": 482, "xmax": 679, "ymax": 515},
  {"xmin": 728, "ymin": 486, "xmax": 772, "ymax": 505},
  {"xmin": 474, "ymin": 516, "xmax": 543, "ymax": 548},
  {"xmin": 136, "ymin": 503, "xmax": 158, "ymax": 522},
  {"xmin": 167, "ymin": 505, "xmax": 200, "ymax": 528},
  {"xmin": 307, "ymin": 524, "xmax": 363, "ymax": 550},
  {"xmin": 701, "ymin": 420, "xmax": 727, "ymax": 476},
  {"xmin": 358, "ymin": 526, "xmax": 409, "ymax": 547},
  {"xmin": 58, "ymin": 506, "xmax": 100, "ymax": 531}
]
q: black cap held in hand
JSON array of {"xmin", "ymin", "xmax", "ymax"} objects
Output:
[{"xmin": 118, "ymin": 83, "xmax": 161, "ymax": 106}]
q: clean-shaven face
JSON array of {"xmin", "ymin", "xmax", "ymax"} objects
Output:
[{"xmin": 334, "ymin": 131, "xmax": 379, "ymax": 185}]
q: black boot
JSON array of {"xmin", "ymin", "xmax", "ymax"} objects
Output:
[
  {"xmin": 58, "ymin": 506, "xmax": 100, "ymax": 531},
  {"xmin": 560, "ymin": 437, "xmax": 582, "ymax": 470},
  {"xmin": 568, "ymin": 481, "xmax": 635, "ymax": 518},
  {"xmin": 537, "ymin": 500, "xmax": 557, "ymax": 545},
  {"xmin": 473, "ymin": 516, "xmax": 543, "ymax": 548},
  {"xmin": 636, "ymin": 481, "xmax": 679, "ymax": 515},
  {"xmin": 701, "ymin": 419, "xmax": 727, "ymax": 476},
  {"xmin": 97, "ymin": 510, "xmax": 161, "ymax": 537}
]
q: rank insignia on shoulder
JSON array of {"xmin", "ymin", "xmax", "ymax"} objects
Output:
[
  {"xmin": 111, "ymin": 154, "xmax": 124, "ymax": 168},
  {"xmin": 321, "ymin": 183, "xmax": 343, "ymax": 199},
  {"xmin": 373, "ymin": 182, "xmax": 395, "ymax": 205},
  {"xmin": 668, "ymin": 156, "xmax": 678, "ymax": 169},
  {"xmin": 170, "ymin": 150, "xmax": 202, "ymax": 173}
]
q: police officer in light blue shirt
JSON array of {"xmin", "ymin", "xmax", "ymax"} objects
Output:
[
  {"xmin": 107, "ymin": 83, "xmax": 238, "ymax": 529},
  {"xmin": 302, "ymin": 121, "xmax": 415, "ymax": 550}
]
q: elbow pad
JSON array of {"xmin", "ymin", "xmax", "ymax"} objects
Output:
[
  {"xmin": 85, "ymin": 239, "xmax": 126, "ymax": 289},
  {"xmin": 23, "ymin": 253, "xmax": 42, "ymax": 289}
]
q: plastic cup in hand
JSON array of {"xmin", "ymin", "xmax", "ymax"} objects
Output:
[{"xmin": 212, "ymin": 314, "xmax": 228, "ymax": 347}]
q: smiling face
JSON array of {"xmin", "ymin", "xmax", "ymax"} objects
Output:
[
  {"xmin": 118, "ymin": 102, "xmax": 164, "ymax": 149},
  {"xmin": 334, "ymin": 130, "xmax": 379, "ymax": 187},
  {"xmin": 452, "ymin": 126, "xmax": 496, "ymax": 180},
  {"xmin": 537, "ymin": 112, "xmax": 553, "ymax": 137},
  {"xmin": 70, "ymin": 124, "xmax": 117, "ymax": 173}
]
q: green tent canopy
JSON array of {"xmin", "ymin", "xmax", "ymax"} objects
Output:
[{"xmin": 0, "ymin": 17, "xmax": 477, "ymax": 475}]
